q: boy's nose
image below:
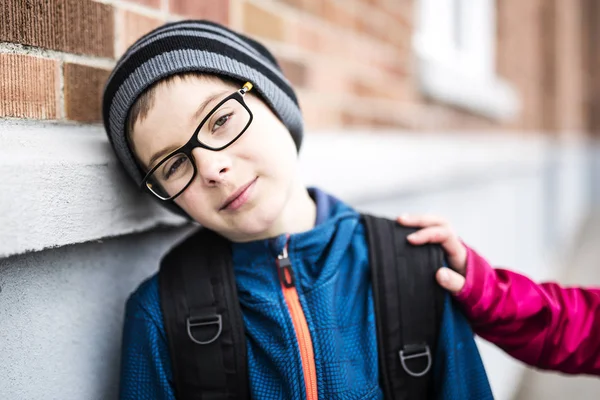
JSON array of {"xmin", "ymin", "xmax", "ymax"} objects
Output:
[{"xmin": 192, "ymin": 147, "xmax": 231, "ymax": 186}]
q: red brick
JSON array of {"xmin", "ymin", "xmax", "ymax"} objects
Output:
[
  {"xmin": 339, "ymin": 98, "xmax": 414, "ymax": 129},
  {"xmin": 280, "ymin": 0, "xmax": 322, "ymax": 15},
  {"xmin": 289, "ymin": 21, "xmax": 322, "ymax": 52},
  {"xmin": 379, "ymin": 0, "xmax": 413, "ymax": 23},
  {"xmin": 301, "ymin": 0, "xmax": 324, "ymax": 17},
  {"xmin": 340, "ymin": 108, "xmax": 400, "ymax": 128},
  {"xmin": 583, "ymin": 0, "xmax": 600, "ymax": 132},
  {"xmin": 350, "ymin": 78, "xmax": 408, "ymax": 101},
  {"xmin": 0, "ymin": 54, "xmax": 58, "ymax": 119},
  {"xmin": 322, "ymin": 0, "xmax": 355, "ymax": 30},
  {"xmin": 278, "ymin": 58, "xmax": 308, "ymax": 87},
  {"xmin": 554, "ymin": 1, "xmax": 586, "ymax": 131},
  {"xmin": 387, "ymin": 17, "xmax": 411, "ymax": 50},
  {"xmin": 64, "ymin": 63, "xmax": 111, "ymax": 122},
  {"xmin": 1, "ymin": 0, "xmax": 114, "ymax": 58},
  {"xmin": 306, "ymin": 62, "xmax": 347, "ymax": 93},
  {"xmin": 297, "ymin": 92, "xmax": 343, "ymax": 129},
  {"xmin": 358, "ymin": 11, "xmax": 394, "ymax": 43},
  {"xmin": 279, "ymin": 0, "xmax": 302, "ymax": 8},
  {"xmin": 117, "ymin": 10, "xmax": 164, "ymax": 57},
  {"xmin": 170, "ymin": 0, "xmax": 229, "ymax": 25},
  {"xmin": 391, "ymin": 6, "xmax": 412, "ymax": 29},
  {"xmin": 376, "ymin": 55, "xmax": 408, "ymax": 79},
  {"xmin": 313, "ymin": 30, "xmax": 339, "ymax": 55},
  {"xmin": 122, "ymin": 0, "xmax": 161, "ymax": 9},
  {"xmin": 496, "ymin": 0, "xmax": 546, "ymax": 130},
  {"xmin": 242, "ymin": 2, "xmax": 284, "ymax": 41},
  {"xmin": 355, "ymin": 15, "xmax": 378, "ymax": 39}
]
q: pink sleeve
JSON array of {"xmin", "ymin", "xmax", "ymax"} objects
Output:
[{"xmin": 454, "ymin": 245, "xmax": 600, "ymax": 375}]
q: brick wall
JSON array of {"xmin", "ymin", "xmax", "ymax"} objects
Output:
[
  {"xmin": 496, "ymin": 0, "xmax": 593, "ymax": 134},
  {"xmin": 0, "ymin": 0, "xmax": 596, "ymax": 133},
  {"xmin": 583, "ymin": 0, "xmax": 600, "ymax": 134}
]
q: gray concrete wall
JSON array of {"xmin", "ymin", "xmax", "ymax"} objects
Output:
[
  {"xmin": 0, "ymin": 121, "xmax": 185, "ymax": 258},
  {"xmin": 0, "ymin": 226, "xmax": 190, "ymax": 400},
  {"xmin": 0, "ymin": 121, "xmax": 597, "ymax": 399}
]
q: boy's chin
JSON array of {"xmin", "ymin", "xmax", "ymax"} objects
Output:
[
  {"xmin": 233, "ymin": 218, "xmax": 273, "ymax": 238},
  {"xmin": 227, "ymin": 211, "xmax": 282, "ymax": 241}
]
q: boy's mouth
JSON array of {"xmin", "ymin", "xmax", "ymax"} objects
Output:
[{"xmin": 219, "ymin": 177, "xmax": 258, "ymax": 211}]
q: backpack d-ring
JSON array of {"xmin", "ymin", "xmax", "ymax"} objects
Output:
[
  {"xmin": 186, "ymin": 314, "xmax": 223, "ymax": 345},
  {"xmin": 399, "ymin": 344, "xmax": 432, "ymax": 377}
]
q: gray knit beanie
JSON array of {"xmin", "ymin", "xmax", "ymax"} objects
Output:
[{"xmin": 102, "ymin": 20, "xmax": 303, "ymax": 192}]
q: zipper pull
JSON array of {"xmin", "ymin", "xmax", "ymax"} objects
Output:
[{"xmin": 277, "ymin": 242, "xmax": 295, "ymax": 288}]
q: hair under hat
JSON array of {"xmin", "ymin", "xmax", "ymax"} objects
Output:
[{"xmin": 102, "ymin": 20, "xmax": 303, "ymax": 188}]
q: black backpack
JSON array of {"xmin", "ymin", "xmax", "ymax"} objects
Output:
[{"xmin": 159, "ymin": 214, "xmax": 445, "ymax": 399}]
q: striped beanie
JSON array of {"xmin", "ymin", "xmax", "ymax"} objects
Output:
[{"xmin": 102, "ymin": 20, "xmax": 304, "ymax": 187}]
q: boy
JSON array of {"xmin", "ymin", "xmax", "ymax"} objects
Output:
[{"xmin": 102, "ymin": 20, "xmax": 493, "ymax": 399}]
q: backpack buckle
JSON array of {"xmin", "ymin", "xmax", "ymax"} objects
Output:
[
  {"xmin": 186, "ymin": 314, "xmax": 223, "ymax": 345},
  {"xmin": 399, "ymin": 344, "xmax": 432, "ymax": 377}
]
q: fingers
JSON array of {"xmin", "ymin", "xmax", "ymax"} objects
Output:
[
  {"xmin": 401, "ymin": 217, "xmax": 468, "ymax": 275},
  {"xmin": 406, "ymin": 226, "xmax": 451, "ymax": 245},
  {"xmin": 436, "ymin": 267, "xmax": 466, "ymax": 294},
  {"xmin": 406, "ymin": 226, "xmax": 463, "ymax": 258},
  {"xmin": 397, "ymin": 214, "xmax": 447, "ymax": 228}
]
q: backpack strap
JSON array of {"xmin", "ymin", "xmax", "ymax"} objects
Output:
[
  {"xmin": 362, "ymin": 214, "xmax": 445, "ymax": 400},
  {"xmin": 159, "ymin": 228, "xmax": 249, "ymax": 400}
]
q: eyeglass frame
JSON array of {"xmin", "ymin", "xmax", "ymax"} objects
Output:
[{"xmin": 139, "ymin": 82, "xmax": 255, "ymax": 201}]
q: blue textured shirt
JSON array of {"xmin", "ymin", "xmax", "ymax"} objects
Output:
[{"xmin": 120, "ymin": 188, "xmax": 493, "ymax": 399}]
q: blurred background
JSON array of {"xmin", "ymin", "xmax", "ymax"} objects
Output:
[{"xmin": 1, "ymin": 0, "xmax": 599, "ymax": 399}]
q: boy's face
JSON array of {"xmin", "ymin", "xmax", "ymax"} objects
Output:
[{"xmin": 130, "ymin": 76, "xmax": 300, "ymax": 242}]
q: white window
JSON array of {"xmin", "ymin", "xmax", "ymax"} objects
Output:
[{"xmin": 414, "ymin": 0, "xmax": 519, "ymax": 120}]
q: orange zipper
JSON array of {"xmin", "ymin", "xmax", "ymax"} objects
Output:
[{"xmin": 277, "ymin": 239, "xmax": 318, "ymax": 400}]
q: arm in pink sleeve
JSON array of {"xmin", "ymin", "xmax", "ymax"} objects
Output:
[{"xmin": 455, "ymin": 246, "xmax": 600, "ymax": 375}]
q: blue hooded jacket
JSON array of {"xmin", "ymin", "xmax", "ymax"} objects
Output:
[{"xmin": 120, "ymin": 188, "xmax": 493, "ymax": 399}]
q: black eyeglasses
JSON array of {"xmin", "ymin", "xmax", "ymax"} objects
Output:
[{"xmin": 141, "ymin": 82, "xmax": 254, "ymax": 201}]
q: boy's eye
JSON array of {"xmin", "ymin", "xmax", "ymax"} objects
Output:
[
  {"xmin": 163, "ymin": 155, "xmax": 188, "ymax": 180},
  {"xmin": 212, "ymin": 112, "xmax": 232, "ymax": 133}
]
